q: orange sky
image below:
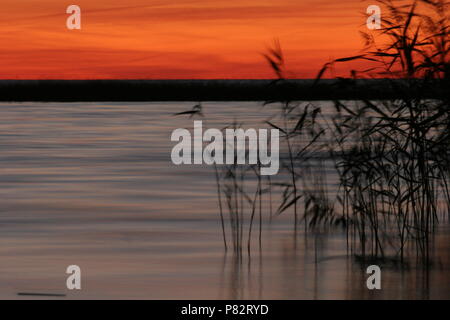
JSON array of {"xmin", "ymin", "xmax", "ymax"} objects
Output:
[{"xmin": 0, "ymin": 0, "xmax": 375, "ymax": 79}]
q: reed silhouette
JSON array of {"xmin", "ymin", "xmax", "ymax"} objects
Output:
[
  {"xmin": 174, "ymin": 0, "xmax": 449, "ymax": 268},
  {"xmin": 312, "ymin": 0, "xmax": 450, "ymax": 264}
]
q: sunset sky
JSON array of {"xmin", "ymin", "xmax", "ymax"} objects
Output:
[{"xmin": 0, "ymin": 0, "xmax": 375, "ymax": 79}]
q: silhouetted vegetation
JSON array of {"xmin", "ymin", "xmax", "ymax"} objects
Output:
[{"xmin": 197, "ymin": 0, "xmax": 450, "ymax": 265}]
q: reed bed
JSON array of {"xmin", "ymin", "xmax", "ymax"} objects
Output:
[{"xmin": 175, "ymin": 0, "xmax": 449, "ymax": 265}]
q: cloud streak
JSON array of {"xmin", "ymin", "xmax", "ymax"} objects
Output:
[{"xmin": 0, "ymin": 0, "xmax": 374, "ymax": 79}]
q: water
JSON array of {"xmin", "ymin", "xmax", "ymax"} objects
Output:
[{"xmin": 0, "ymin": 102, "xmax": 449, "ymax": 299}]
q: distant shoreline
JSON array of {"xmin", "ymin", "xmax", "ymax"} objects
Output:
[{"xmin": 0, "ymin": 79, "xmax": 446, "ymax": 102}]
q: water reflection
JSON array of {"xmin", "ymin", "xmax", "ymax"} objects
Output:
[
  {"xmin": 219, "ymin": 226, "xmax": 450, "ymax": 299},
  {"xmin": 0, "ymin": 102, "xmax": 448, "ymax": 299}
]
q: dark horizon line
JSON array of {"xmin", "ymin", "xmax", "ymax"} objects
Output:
[
  {"xmin": 0, "ymin": 79, "xmax": 446, "ymax": 102},
  {"xmin": 0, "ymin": 78, "xmax": 439, "ymax": 81}
]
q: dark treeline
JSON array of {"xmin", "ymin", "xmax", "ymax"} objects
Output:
[{"xmin": 0, "ymin": 79, "xmax": 447, "ymax": 102}]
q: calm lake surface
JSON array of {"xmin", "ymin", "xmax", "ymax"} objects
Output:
[{"xmin": 0, "ymin": 102, "xmax": 449, "ymax": 299}]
